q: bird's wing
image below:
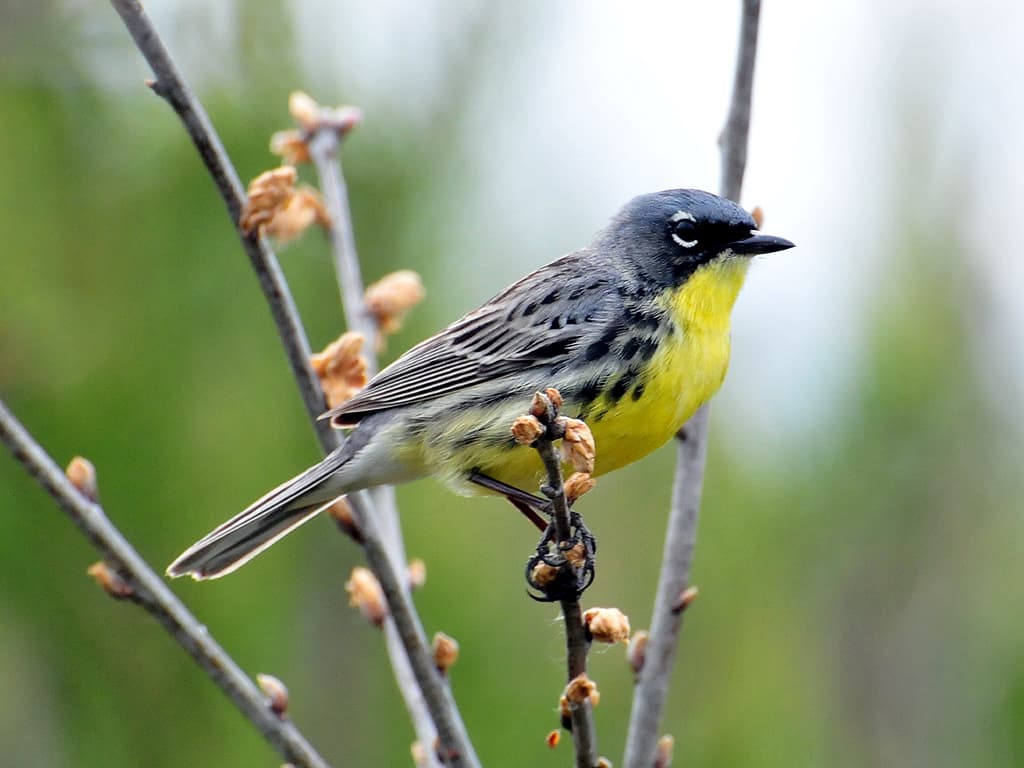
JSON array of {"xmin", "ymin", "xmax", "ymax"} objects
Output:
[{"xmin": 324, "ymin": 252, "xmax": 620, "ymax": 425}]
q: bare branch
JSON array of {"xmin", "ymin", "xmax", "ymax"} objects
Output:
[
  {"xmin": 352, "ymin": 506, "xmax": 479, "ymax": 767},
  {"xmin": 719, "ymin": 0, "xmax": 762, "ymax": 203},
  {"xmin": 0, "ymin": 400, "xmax": 330, "ymax": 768},
  {"xmin": 109, "ymin": 0, "xmax": 337, "ymax": 454},
  {"xmin": 306, "ymin": 128, "xmax": 379, "ymax": 375},
  {"xmin": 108, "ymin": 1, "xmax": 475, "ymax": 761},
  {"xmin": 302, "ymin": 105, "xmax": 478, "ymax": 767},
  {"xmin": 623, "ymin": 2, "xmax": 763, "ymax": 766},
  {"xmin": 528, "ymin": 393, "xmax": 599, "ymax": 768}
]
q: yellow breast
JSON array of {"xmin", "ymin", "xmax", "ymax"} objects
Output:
[{"xmin": 588, "ymin": 256, "xmax": 750, "ymax": 475}]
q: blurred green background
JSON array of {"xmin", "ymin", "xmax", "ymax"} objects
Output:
[{"xmin": 2, "ymin": 1, "xmax": 1023, "ymax": 766}]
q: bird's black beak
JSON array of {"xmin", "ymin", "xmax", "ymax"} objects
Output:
[{"xmin": 728, "ymin": 232, "xmax": 795, "ymax": 255}]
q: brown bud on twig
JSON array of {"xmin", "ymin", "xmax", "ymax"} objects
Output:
[
  {"xmin": 345, "ymin": 566, "xmax": 387, "ymax": 628},
  {"xmin": 596, "ymin": 759, "xmax": 613, "ymax": 768},
  {"xmin": 529, "ymin": 391, "xmax": 550, "ymax": 421},
  {"xmin": 583, "ymin": 607, "xmax": 631, "ymax": 645},
  {"xmin": 240, "ymin": 166, "xmax": 297, "ymax": 234},
  {"xmin": 407, "ymin": 558, "xmax": 427, "ymax": 591},
  {"xmin": 239, "ymin": 167, "xmax": 330, "ymax": 243},
  {"xmin": 269, "ymin": 130, "xmax": 310, "ymax": 165},
  {"xmin": 288, "ymin": 91, "xmax": 320, "ymax": 131},
  {"xmin": 751, "ymin": 205, "xmax": 765, "ymax": 230},
  {"xmin": 544, "ymin": 388, "xmax": 563, "ymax": 410},
  {"xmin": 560, "ymin": 418, "xmax": 595, "ymax": 474},
  {"xmin": 529, "ymin": 561, "xmax": 560, "ymax": 589},
  {"xmin": 431, "ymin": 632, "xmax": 459, "ymax": 674},
  {"xmin": 564, "ymin": 673, "xmax": 600, "ymax": 708},
  {"xmin": 558, "ymin": 694, "xmax": 571, "ymax": 720},
  {"xmin": 287, "ymin": 91, "xmax": 363, "ymax": 137},
  {"xmin": 86, "ymin": 561, "xmax": 133, "ymax": 600},
  {"xmin": 564, "ymin": 541, "xmax": 588, "ymax": 570},
  {"xmin": 511, "ymin": 414, "xmax": 544, "ymax": 446},
  {"xmin": 256, "ymin": 673, "xmax": 289, "ymax": 718},
  {"xmin": 546, "ymin": 730, "xmax": 561, "ymax": 749},
  {"xmin": 655, "ymin": 735, "xmax": 675, "ymax": 768},
  {"xmin": 563, "ymin": 472, "xmax": 595, "ymax": 503},
  {"xmin": 310, "ymin": 332, "xmax": 368, "ymax": 409},
  {"xmin": 627, "ymin": 630, "xmax": 649, "ymax": 676},
  {"xmin": 364, "ymin": 270, "xmax": 425, "ymax": 341},
  {"xmin": 66, "ymin": 456, "xmax": 98, "ymax": 502},
  {"xmin": 264, "ymin": 187, "xmax": 330, "ymax": 244},
  {"xmin": 324, "ymin": 105, "xmax": 363, "ymax": 137},
  {"xmin": 672, "ymin": 585, "xmax": 699, "ymax": 614}
]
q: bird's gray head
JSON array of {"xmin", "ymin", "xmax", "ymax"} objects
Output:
[{"xmin": 596, "ymin": 189, "xmax": 794, "ymax": 286}]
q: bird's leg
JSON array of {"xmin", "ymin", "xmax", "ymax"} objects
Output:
[
  {"xmin": 469, "ymin": 467, "xmax": 596, "ymax": 600},
  {"xmin": 505, "ymin": 497, "xmax": 550, "ymax": 533},
  {"xmin": 469, "ymin": 470, "xmax": 550, "ymax": 532}
]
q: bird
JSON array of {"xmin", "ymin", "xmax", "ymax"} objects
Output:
[{"xmin": 168, "ymin": 188, "xmax": 794, "ymax": 579}]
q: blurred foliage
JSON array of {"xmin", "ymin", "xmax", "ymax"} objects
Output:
[{"xmin": 2, "ymin": 3, "xmax": 1023, "ymax": 768}]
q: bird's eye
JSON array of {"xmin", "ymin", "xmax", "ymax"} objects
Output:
[{"xmin": 671, "ymin": 219, "xmax": 699, "ymax": 249}]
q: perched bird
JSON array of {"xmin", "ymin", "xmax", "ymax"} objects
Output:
[{"xmin": 169, "ymin": 189, "xmax": 793, "ymax": 579}]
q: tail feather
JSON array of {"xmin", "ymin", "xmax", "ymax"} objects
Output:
[{"xmin": 167, "ymin": 446, "xmax": 351, "ymax": 580}]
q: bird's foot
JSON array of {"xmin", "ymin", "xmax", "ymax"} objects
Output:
[{"xmin": 525, "ymin": 510, "xmax": 597, "ymax": 602}]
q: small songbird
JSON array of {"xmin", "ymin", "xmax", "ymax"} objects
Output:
[{"xmin": 169, "ymin": 189, "xmax": 793, "ymax": 579}]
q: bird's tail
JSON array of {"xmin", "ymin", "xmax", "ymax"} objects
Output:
[{"xmin": 167, "ymin": 445, "xmax": 352, "ymax": 580}]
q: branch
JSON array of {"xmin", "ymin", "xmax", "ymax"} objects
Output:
[
  {"xmin": 0, "ymin": 400, "xmax": 330, "ymax": 768},
  {"xmin": 305, "ymin": 113, "xmax": 479, "ymax": 766},
  {"xmin": 107, "ymin": 1, "xmax": 475, "ymax": 760},
  {"xmin": 526, "ymin": 393, "xmax": 599, "ymax": 768},
  {"xmin": 622, "ymin": 2, "xmax": 763, "ymax": 766},
  {"xmin": 306, "ymin": 128, "xmax": 379, "ymax": 376},
  {"xmin": 109, "ymin": 0, "xmax": 338, "ymax": 454},
  {"xmin": 350, "ymin": 507, "xmax": 479, "ymax": 767}
]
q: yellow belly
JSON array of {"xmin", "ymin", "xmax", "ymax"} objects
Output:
[{"xmin": 463, "ymin": 256, "xmax": 751, "ymax": 493}]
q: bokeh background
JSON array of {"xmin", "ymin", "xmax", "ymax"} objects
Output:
[{"xmin": 2, "ymin": 1, "xmax": 1023, "ymax": 766}]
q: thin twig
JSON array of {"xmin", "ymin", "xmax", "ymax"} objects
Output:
[
  {"xmin": 0, "ymin": 400, "xmax": 330, "ymax": 768},
  {"xmin": 109, "ymin": 0, "xmax": 337, "ymax": 454},
  {"xmin": 307, "ymin": 131, "xmax": 378, "ymax": 375},
  {"xmin": 108, "ymin": 1, "xmax": 472, "ymax": 761},
  {"xmin": 622, "ymin": 2, "xmax": 763, "ymax": 766},
  {"xmin": 354, "ymin": 507, "xmax": 479, "ymax": 767},
  {"xmin": 308, "ymin": 122, "xmax": 478, "ymax": 767},
  {"xmin": 533, "ymin": 416, "xmax": 598, "ymax": 768}
]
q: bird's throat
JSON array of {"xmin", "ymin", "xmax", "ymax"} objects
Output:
[{"xmin": 669, "ymin": 256, "xmax": 750, "ymax": 334}]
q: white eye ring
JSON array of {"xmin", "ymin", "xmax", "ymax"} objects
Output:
[
  {"xmin": 672, "ymin": 233, "xmax": 698, "ymax": 248},
  {"xmin": 670, "ymin": 210, "xmax": 696, "ymax": 223}
]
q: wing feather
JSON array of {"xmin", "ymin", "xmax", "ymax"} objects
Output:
[{"xmin": 324, "ymin": 251, "xmax": 617, "ymax": 424}]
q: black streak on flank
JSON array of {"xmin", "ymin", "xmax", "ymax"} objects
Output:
[
  {"xmin": 576, "ymin": 377, "xmax": 603, "ymax": 405},
  {"xmin": 584, "ymin": 326, "xmax": 623, "ymax": 363},
  {"xmin": 584, "ymin": 338, "xmax": 610, "ymax": 362},
  {"xmin": 621, "ymin": 337, "xmax": 641, "ymax": 361},
  {"xmin": 540, "ymin": 289, "xmax": 561, "ymax": 305},
  {"xmin": 632, "ymin": 383, "xmax": 645, "ymax": 401},
  {"xmin": 608, "ymin": 368, "xmax": 638, "ymax": 403},
  {"xmin": 622, "ymin": 303, "xmax": 664, "ymax": 333},
  {"xmin": 637, "ymin": 337, "xmax": 660, "ymax": 361}
]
